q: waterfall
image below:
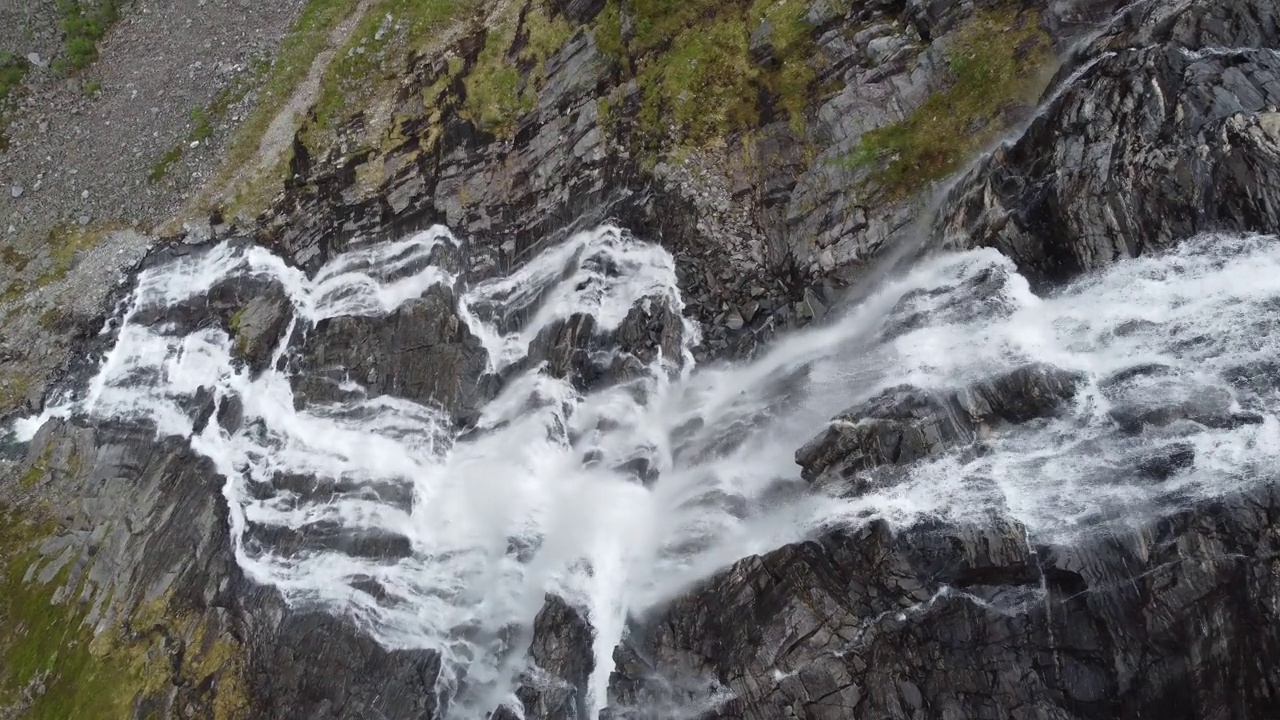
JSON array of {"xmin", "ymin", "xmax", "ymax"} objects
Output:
[{"xmin": 14, "ymin": 222, "xmax": 1280, "ymax": 716}]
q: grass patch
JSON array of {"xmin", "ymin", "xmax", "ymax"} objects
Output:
[
  {"xmin": 310, "ymin": 0, "xmax": 478, "ymax": 140},
  {"xmin": 844, "ymin": 4, "xmax": 1052, "ymax": 197},
  {"xmin": 0, "ymin": 371, "xmax": 35, "ymax": 412},
  {"xmin": 0, "ymin": 52, "xmax": 30, "ymax": 105},
  {"xmin": 592, "ymin": 0, "xmax": 817, "ymax": 148},
  {"xmin": 148, "ymin": 65, "xmax": 266, "ymax": 184},
  {"xmin": 0, "ymin": 53, "xmax": 31, "ymax": 145},
  {"xmin": 1, "ymin": 245, "xmax": 30, "ymax": 272},
  {"xmin": 191, "ymin": 107, "xmax": 214, "ymax": 142},
  {"xmin": 34, "ymin": 223, "xmax": 117, "ymax": 287},
  {"xmin": 0, "ymin": 507, "xmax": 248, "ymax": 719},
  {"xmin": 634, "ymin": 10, "xmax": 757, "ymax": 145},
  {"xmin": 148, "ymin": 145, "xmax": 184, "ymax": 183},
  {"xmin": 52, "ymin": 0, "xmax": 125, "ymax": 73},
  {"xmin": 212, "ymin": 0, "xmax": 362, "ymax": 204},
  {"xmin": 460, "ymin": 0, "xmax": 574, "ymax": 135}
]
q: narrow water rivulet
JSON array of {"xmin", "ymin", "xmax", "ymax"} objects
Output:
[{"xmin": 15, "ymin": 223, "xmax": 1280, "ymax": 715}]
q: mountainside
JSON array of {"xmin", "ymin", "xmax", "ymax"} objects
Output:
[{"xmin": 2, "ymin": 0, "xmax": 1280, "ymax": 719}]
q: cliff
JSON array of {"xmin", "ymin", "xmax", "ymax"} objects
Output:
[{"xmin": 2, "ymin": 0, "xmax": 1279, "ymax": 718}]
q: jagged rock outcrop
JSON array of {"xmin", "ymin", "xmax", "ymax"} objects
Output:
[
  {"xmin": 6, "ymin": 0, "xmax": 1280, "ymax": 719},
  {"xmin": 505, "ymin": 594, "xmax": 597, "ymax": 720},
  {"xmin": 289, "ymin": 284, "xmax": 492, "ymax": 422},
  {"xmin": 514, "ymin": 297, "xmax": 687, "ymax": 394},
  {"xmin": 938, "ymin": 0, "xmax": 1280, "ymax": 287},
  {"xmin": 795, "ymin": 363, "xmax": 1083, "ymax": 486},
  {"xmin": 609, "ymin": 481, "xmax": 1280, "ymax": 719}
]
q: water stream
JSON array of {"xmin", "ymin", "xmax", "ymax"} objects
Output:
[{"xmin": 14, "ymin": 223, "xmax": 1280, "ymax": 715}]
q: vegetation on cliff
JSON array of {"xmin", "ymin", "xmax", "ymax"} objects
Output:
[
  {"xmin": 53, "ymin": 0, "xmax": 125, "ymax": 73},
  {"xmin": 849, "ymin": 5, "xmax": 1052, "ymax": 197},
  {"xmin": 594, "ymin": 0, "xmax": 817, "ymax": 147}
]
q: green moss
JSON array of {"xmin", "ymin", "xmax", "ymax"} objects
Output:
[
  {"xmin": 0, "ymin": 52, "xmax": 30, "ymax": 104},
  {"xmin": 465, "ymin": 32, "xmax": 523, "ymax": 132},
  {"xmin": 18, "ymin": 442, "xmax": 53, "ymax": 489},
  {"xmin": 1, "ymin": 280, "xmax": 27, "ymax": 305},
  {"xmin": 0, "ymin": 503, "xmax": 249, "ymax": 719},
  {"xmin": 521, "ymin": 5, "xmax": 575, "ymax": 86},
  {"xmin": 592, "ymin": 2, "xmax": 626, "ymax": 70},
  {"xmin": 750, "ymin": 0, "xmax": 815, "ymax": 134},
  {"xmin": 0, "ymin": 52, "xmax": 31, "ymax": 143},
  {"xmin": 845, "ymin": 5, "xmax": 1052, "ymax": 198},
  {"xmin": 635, "ymin": 11, "xmax": 757, "ymax": 145},
  {"xmin": 148, "ymin": 145, "xmax": 184, "ymax": 183},
  {"xmin": 229, "ymin": 307, "xmax": 251, "ymax": 357},
  {"xmin": 191, "ymin": 107, "xmax": 214, "ymax": 142},
  {"xmin": 1, "ymin": 245, "xmax": 30, "ymax": 272},
  {"xmin": 461, "ymin": 1, "xmax": 576, "ymax": 135},
  {"xmin": 83, "ymin": 79, "xmax": 102, "ymax": 97},
  {"xmin": 0, "ymin": 509, "xmax": 134, "ymax": 719},
  {"xmin": 38, "ymin": 307, "xmax": 63, "ymax": 330},
  {"xmin": 36, "ymin": 223, "xmax": 118, "ymax": 287},
  {"xmin": 52, "ymin": 0, "xmax": 124, "ymax": 73},
  {"xmin": 309, "ymin": 0, "xmax": 474, "ymax": 141}
]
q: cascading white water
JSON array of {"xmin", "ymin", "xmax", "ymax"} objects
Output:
[{"xmin": 12, "ymin": 226, "xmax": 1280, "ymax": 717}]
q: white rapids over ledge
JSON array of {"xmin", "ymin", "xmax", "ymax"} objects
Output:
[{"xmin": 12, "ymin": 226, "xmax": 1280, "ymax": 717}]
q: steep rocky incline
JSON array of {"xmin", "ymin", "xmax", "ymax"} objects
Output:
[
  {"xmin": 603, "ymin": 2, "xmax": 1280, "ymax": 719},
  {"xmin": 255, "ymin": 0, "xmax": 1116, "ymax": 360},
  {"xmin": 939, "ymin": 0, "xmax": 1280, "ymax": 286},
  {"xmin": 3, "ymin": 0, "xmax": 1280, "ymax": 719}
]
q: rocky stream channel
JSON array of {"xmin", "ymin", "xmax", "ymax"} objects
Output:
[{"xmin": 4, "ymin": 0, "xmax": 1280, "ymax": 718}]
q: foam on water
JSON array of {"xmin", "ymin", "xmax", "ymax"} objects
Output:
[{"xmin": 12, "ymin": 226, "xmax": 1280, "ymax": 716}]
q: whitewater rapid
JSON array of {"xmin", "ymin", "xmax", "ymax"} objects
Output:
[{"xmin": 14, "ymin": 227, "xmax": 1280, "ymax": 716}]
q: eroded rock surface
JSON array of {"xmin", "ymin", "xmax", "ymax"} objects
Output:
[
  {"xmin": 939, "ymin": 0, "xmax": 1280, "ymax": 287},
  {"xmin": 5, "ymin": 0, "xmax": 1280, "ymax": 719}
]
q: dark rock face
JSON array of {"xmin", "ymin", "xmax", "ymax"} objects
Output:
[
  {"xmin": 509, "ymin": 594, "xmax": 597, "ymax": 720},
  {"xmin": 10, "ymin": 1, "xmax": 1280, "ymax": 719},
  {"xmin": 610, "ymin": 484, "xmax": 1280, "ymax": 720},
  {"xmin": 938, "ymin": 0, "xmax": 1280, "ymax": 287},
  {"xmin": 250, "ymin": 610, "xmax": 443, "ymax": 720},
  {"xmin": 796, "ymin": 363, "xmax": 1083, "ymax": 485},
  {"xmin": 290, "ymin": 284, "xmax": 490, "ymax": 421},
  {"xmin": 515, "ymin": 297, "xmax": 687, "ymax": 394},
  {"xmin": 232, "ymin": 282, "xmax": 293, "ymax": 374},
  {"xmin": 7, "ymin": 419, "xmax": 444, "ymax": 720}
]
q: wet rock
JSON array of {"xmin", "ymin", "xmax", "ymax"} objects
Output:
[
  {"xmin": 610, "ymin": 483, "xmax": 1280, "ymax": 719},
  {"xmin": 216, "ymin": 394, "xmax": 244, "ymax": 434},
  {"xmin": 797, "ymin": 363, "xmax": 1083, "ymax": 485},
  {"xmin": 548, "ymin": 0, "xmax": 606, "ymax": 23},
  {"xmin": 880, "ymin": 262, "xmax": 1019, "ymax": 341},
  {"xmin": 515, "ymin": 594, "xmax": 595, "ymax": 720},
  {"xmin": 1135, "ymin": 443, "xmax": 1197, "ymax": 481},
  {"xmin": 290, "ymin": 284, "xmax": 488, "ymax": 421},
  {"xmin": 515, "ymin": 296, "xmax": 687, "ymax": 394},
  {"xmin": 244, "ymin": 519, "xmax": 414, "ymax": 560},
  {"xmin": 254, "ymin": 611, "xmax": 443, "ymax": 720},
  {"xmin": 231, "ymin": 282, "xmax": 292, "ymax": 374}
]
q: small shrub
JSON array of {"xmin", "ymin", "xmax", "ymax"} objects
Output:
[{"xmin": 55, "ymin": 0, "xmax": 125, "ymax": 72}]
